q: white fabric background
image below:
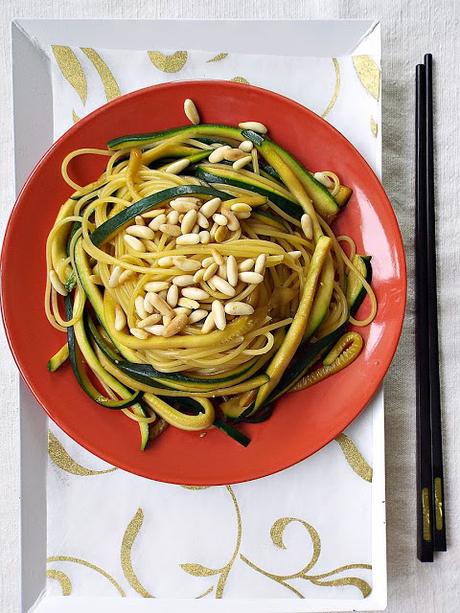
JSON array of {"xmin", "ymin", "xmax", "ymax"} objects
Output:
[{"xmin": 0, "ymin": 2, "xmax": 459, "ymax": 613}]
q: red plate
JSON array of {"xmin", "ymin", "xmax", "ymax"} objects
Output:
[{"xmin": 0, "ymin": 81, "xmax": 406, "ymax": 485}]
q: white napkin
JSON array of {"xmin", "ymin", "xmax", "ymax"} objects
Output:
[{"xmin": 45, "ymin": 44, "xmax": 382, "ymax": 608}]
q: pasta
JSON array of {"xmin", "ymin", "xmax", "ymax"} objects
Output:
[{"xmin": 45, "ymin": 103, "xmax": 377, "ymax": 449}]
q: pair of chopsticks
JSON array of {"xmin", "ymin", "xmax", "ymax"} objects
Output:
[{"xmin": 415, "ymin": 54, "xmax": 446, "ymax": 562}]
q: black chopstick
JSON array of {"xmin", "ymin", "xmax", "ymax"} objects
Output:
[
  {"xmin": 424, "ymin": 53, "xmax": 446, "ymax": 552},
  {"xmin": 415, "ymin": 63, "xmax": 434, "ymax": 563}
]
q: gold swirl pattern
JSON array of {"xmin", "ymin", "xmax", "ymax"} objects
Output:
[
  {"xmin": 148, "ymin": 51, "xmax": 188, "ymax": 73},
  {"xmin": 47, "ymin": 569, "xmax": 72, "ymax": 595},
  {"xmin": 370, "ymin": 116, "xmax": 378, "ymax": 137},
  {"xmin": 231, "ymin": 76, "xmax": 250, "ymax": 84},
  {"xmin": 81, "ymin": 48, "xmax": 121, "ymax": 101},
  {"xmin": 120, "ymin": 508, "xmax": 153, "ymax": 597},
  {"xmin": 240, "ymin": 516, "xmax": 372, "ymax": 598},
  {"xmin": 47, "ymin": 556, "xmax": 126, "ymax": 596},
  {"xmin": 352, "ymin": 55, "xmax": 381, "ymax": 101},
  {"xmin": 72, "ymin": 110, "xmax": 80, "ymax": 124},
  {"xmin": 335, "ymin": 433, "xmax": 373, "ymax": 482},
  {"xmin": 51, "ymin": 46, "xmax": 87, "ymax": 104},
  {"xmin": 321, "ymin": 58, "xmax": 341, "ymax": 118},
  {"xmin": 48, "ymin": 431, "xmax": 117, "ymax": 476},
  {"xmin": 180, "ymin": 485, "xmax": 242, "ymax": 598},
  {"xmin": 207, "ymin": 52, "xmax": 228, "ymax": 63}
]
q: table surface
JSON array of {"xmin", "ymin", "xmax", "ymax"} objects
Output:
[{"xmin": 1, "ymin": 2, "xmax": 459, "ymax": 612}]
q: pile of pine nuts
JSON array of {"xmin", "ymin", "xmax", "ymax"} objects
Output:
[{"xmin": 104, "ymin": 192, "xmax": 310, "ymax": 339}]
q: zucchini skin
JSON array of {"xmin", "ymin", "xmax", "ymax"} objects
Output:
[
  {"xmin": 91, "ymin": 185, "xmax": 232, "ymax": 247},
  {"xmin": 64, "ymin": 296, "xmax": 141, "ymax": 410},
  {"xmin": 195, "ymin": 165, "xmax": 304, "ymax": 221}
]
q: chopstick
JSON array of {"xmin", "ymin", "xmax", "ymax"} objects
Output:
[
  {"xmin": 415, "ymin": 54, "xmax": 446, "ymax": 562},
  {"xmin": 424, "ymin": 53, "xmax": 446, "ymax": 553},
  {"xmin": 415, "ymin": 62, "xmax": 433, "ymax": 563}
]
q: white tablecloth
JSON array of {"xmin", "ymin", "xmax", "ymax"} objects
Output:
[{"xmin": 1, "ymin": 2, "xmax": 459, "ymax": 613}]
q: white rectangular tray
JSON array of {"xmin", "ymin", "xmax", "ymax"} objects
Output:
[{"xmin": 11, "ymin": 18, "xmax": 385, "ymax": 613}]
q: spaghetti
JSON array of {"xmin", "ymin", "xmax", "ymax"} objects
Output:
[{"xmin": 45, "ymin": 104, "xmax": 377, "ymax": 449}]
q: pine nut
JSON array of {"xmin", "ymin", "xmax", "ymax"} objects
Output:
[
  {"xmin": 173, "ymin": 275, "xmax": 195, "ymax": 287},
  {"xmin": 239, "ymin": 140, "xmax": 254, "ymax": 152},
  {"xmin": 197, "ymin": 212, "xmax": 209, "ymax": 229},
  {"xmin": 176, "ymin": 233, "xmax": 200, "ymax": 245},
  {"xmin": 159, "ymin": 223, "xmax": 181, "ymax": 237},
  {"xmin": 174, "ymin": 258, "xmax": 201, "ymax": 272},
  {"xmin": 114, "ymin": 304, "xmax": 127, "ymax": 331},
  {"xmin": 209, "ymin": 222, "xmax": 218, "ymax": 241},
  {"xmin": 134, "ymin": 295, "xmax": 147, "ymax": 319},
  {"xmin": 126, "ymin": 225, "xmax": 154, "ymax": 240},
  {"xmin": 141, "ymin": 208, "xmax": 165, "ymax": 219},
  {"xmin": 220, "ymin": 208, "xmax": 240, "ymax": 231},
  {"xmin": 124, "ymin": 235, "xmax": 144, "ymax": 251},
  {"xmin": 130, "ymin": 327, "xmax": 149, "ymax": 339},
  {"xmin": 224, "ymin": 301, "xmax": 255, "ymax": 316},
  {"xmin": 226, "ymin": 255, "xmax": 238, "ymax": 287},
  {"xmin": 202, "ymin": 256, "xmax": 214, "ymax": 268},
  {"xmin": 145, "ymin": 292, "xmax": 174, "ymax": 316},
  {"xmin": 169, "ymin": 198, "xmax": 199, "ymax": 213},
  {"xmin": 238, "ymin": 121, "xmax": 267, "ymax": 134},
  {"xmin": 239, "ymin": 271, "xmax": 264, "ymax": 284},
  {"xmin": 211, "ymin": 275, "xmax": 236, "ymax": 297},
  {"xmin": 174, "ymin": 306, "xmax": 192, "ymax": 316},
  {"xmin": 143, "ymin": 295, "xmax": 155, "ymax": 314},
  {"xmin": 167, "ymin": 210, "xmax": 180, "ymax": 225},
  {"xmin": 179, "ymin": 297, "xmax": 200, "ymax": 310},
  {"xmin": 192, "ymin": 223, "xmax": 200, "ymax": 234},
  {"xmin": 201, "ymin": 312, "xmax": 215, "ymax": 334},
  {"xmin": 184, "ymin": 98, "xmax": 200, "ymax": 125},
  {"xmin": 108, "ymin": 265, "xmax": 122, "ymax": 288},
  {"xmin": 199, "ymin": 230, "xmax": 210, "ymax": 244},
  {"xmin": 158, "ymin": 256, "xmax": 174, "ymax": 267},
  {"xmin": 158, "ymin": 289, "xmax": 168, "ymax": 300},
  {"xmin": 207, "ymin": 278, "xmax": 217, "ymax": 291},
  {"xmin": 163, "ymin": 313, "xmax": 188, "ymax": 337},
  {"xmin": 215, "ymin": 226, "xmax": 228, "ymax": 242},
  {"xmin": 162, "ymin": 315, "xmax": 173, "ymax": 327},
  {"xmin": 200, "ymin": 197, "xmax": 222, "ymax": 218},
  {"xmin": 212, "ymin": 300, "xmax": 226, "ymax": 330},
  {"xmin": 189, "ymin": 309, "xmax": 208, "ymax": 324},
  {"xmin": 210, "ymin": 142, "xmax": 224, "ymax": 149},
  {"xmin": 135, "ymin": 215, "xmax": 145, "ymax": 225},
  {"xmin": 224, "ymin": 148, "xmax": 246, "ymax": 162},
  {"xmin": 181, "ymin": 209, "xmax": 198, "ymax": 234},
  {"xmin": 166, "ymin": 284, "xmax": 179, "ymax": 308},
  {"xmin": 238, "ymin": 258, "xmax": 255, "ymax": 272},
  {"xmin": 211, "ymin": 249, "xmax": 223, "ymax": 265},
  {"xmin": 233, "ymin": 155, "xmax": 252, "ymax": 171},
  {"xmin": 236, "ymin": 210, "xmax": 251, "ymax": 220},
  {"xmin": 301, "ymin": 213, "xmax": 313, "ymax": 240},
  {"xmin": 144, "ymin": 240, "xmax": 157, "ymax": 252},
  {"xmin": 138, "ymin": 313, "xmax": 162, "ymax": 328},
  {"xmin": 231, "ymin": 202, "xmax": 252, "ymax": 215},
  {"xmin": 255, "ymin": 254, "xmax": 267, "ymax": 275},
  {"xmin": 219, "ymin": 263, "xmax": 227, "ymax": 279},
  {"xmin": 119, "ymin": 269, "xmax": 135, "ymax": 283},
  {"xmin": 212, "ymin": 213, "xmax": 227, "ymax": 226},
  {"xmin": 165, "ymin": 158, "xmax": 190, "ymax": 174},
  {"xmin": 193, "ymin": 268, "xmax": 205, "ymax": 283},
  {"xmin": 148, "ymin": 214, "xmax": 167, "ymax": 231},
  {"xmin": 288, "ymin": 250, "xmax": 302, "ymax": 260},
  {"xmin": 181, "ymin": 287, "xmax": 210, "ymax": 301},
  {"xmin": 145, "ymin": 281, "xmax": 170, "ymax": 292},
  {"xmin": 203, "ymin": 262, "xmax": 218, "ymax": 281},
  {"xmin": 208, "ymin": 146, "xmax": 231, "ymax": 164},
  {"xmin": 144, "ymin": 324, "xmax": 165, "ymax": 336}
]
